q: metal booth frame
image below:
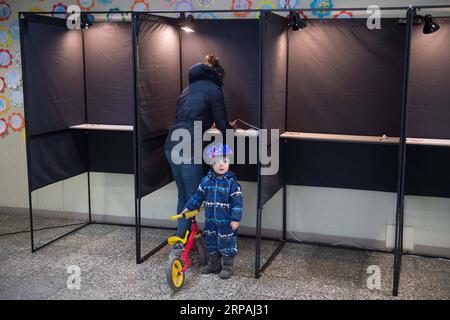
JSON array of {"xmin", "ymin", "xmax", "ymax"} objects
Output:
[{"xmin": 17, "ymin": 5, "xmax": 450, "ymax": 297}]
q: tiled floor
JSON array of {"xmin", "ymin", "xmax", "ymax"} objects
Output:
[{"xmin": 0, "ymin": 213, "xmax": 449, "ymax": 300}]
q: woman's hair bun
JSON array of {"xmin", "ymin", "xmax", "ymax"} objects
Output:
[
  {"xmin": 205, "ymin": 54, "xmax": 220, "ymax": 67},
  {"xmin": 205, "ymin": 53, "xmax": 225, "ymax": 79}
]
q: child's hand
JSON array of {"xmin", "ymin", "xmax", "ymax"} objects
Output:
[{"xmin": 230, "ymin": 221, "xmax": 239, "ymax": 231}]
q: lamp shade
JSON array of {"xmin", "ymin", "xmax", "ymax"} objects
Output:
[{"xmin": 423, "ymin": 15, "xmax": 440, "ymax": 34}]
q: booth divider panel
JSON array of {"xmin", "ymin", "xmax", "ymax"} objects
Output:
[
  {"xmin": 181, "ymin": 19, "xmax": 260, "ymax": 128},
  {"xmin": 140, "ymin": 134, "xmax": 173, "ymax": 197},
  {"xmin": 262, "ymin": 12, "xmax": 288, "ymax": 133},
  {"xmin": 29, "ymin": 131, "xmax": 88, "ymax": 191},
  {"xmin": 22, "ymin": 16, "xmax": 85, "ymax": 136},
  {"xmin": 286, "ymin": 139, "xmax": 399, "ymax": 193},
  {"xmin": 137, "ymin": 15, "xmax": 181, "ymax": 197},
  {"xmin": 228, "ymin": 136, "xmax": 258, "ymax": 182},
  {"xmin": 88, "ymin": 131, "xmax": 134, "ymax": 174},
  {"xmin": 287, "ymin": 19, "xmax": 406, "ymax": 136},
  {"xmin": 405, "ymin": 145, "xmax": 450, "ymax": 198},
  {"xmin": 84, "ymin": 22, "xmax": 133, "ymax": 125},
  {"xmin": 137, "ymin": 15, "xmax": 180, "ymax": 141},
  {"xmin": 260, "ymin": 142, "xmax": 285, "ymax": 206},
  {"xmin": 259, "ymin": 12, "xmax": 288, "ymax": 206},
  {"xmin": 408, "ymin": 18, "xmax": 450, "ymax": 139}
]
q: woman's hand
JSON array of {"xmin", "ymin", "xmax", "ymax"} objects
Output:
[
  {"xmin": 230, "ymin": 221, "xmax": 239, "ymax": 231},
  {"xmin": 230, "ymin": 120, "xmax": 239, "ymax": 129}
]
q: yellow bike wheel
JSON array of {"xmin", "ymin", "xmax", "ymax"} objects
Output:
[{"xmin": 166, "ymin": 257, "xmax": 184, "ymax": 292}]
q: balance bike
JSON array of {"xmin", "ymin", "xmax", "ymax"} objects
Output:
[{"xmin": 166, "ymin": 208, "xmax": 207, "ymax": 292}]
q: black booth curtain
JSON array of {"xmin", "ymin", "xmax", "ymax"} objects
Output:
[
  {"xmin": 288, "ymin": 19, "xmax": 406, "ymax": 137},
  {"xmin": 21, "ymin": 14, "xmax": 450, "ymax": 199},
  {"xmin": 137, "ymin": 15, "xmax": 180, "ymax": 197},
  {"xmin": 287, "ymin": 19, "xmax": 405, "ymax": 136},
  {"xmin": 22, "ymin": 16, "xmax": 86, "ymax": 136},
  {"xmin": 84, "ymin": 21, "xmax": 133, "ymax": 125},
  {"xmin": 180, "ymin": 17, "xmax": 261, "ymax": 182},
  {"xmin": 21, "ymin": 15, "xmax": 87, "ymax": 191},
  {"xmin": 259, "ymin": 13, "xmax": 288, "ymax": 207},
  {"xmin": 286, "ymin": 18, "xmax": 406, "ymax": 194},
  {"xmin": 29, "ymin": 131, "xmax": 88, "ymax": 191},
  {"xmin": 408, "ymin": 18, "xmax": 450, "ymax": 139},
  {"xmin": 181, "ymin": 19, "xmax": 260, "ymax": 127},
  {"xmin": 405, "ymin": 18, "xmax": 450, "ymax": 198}
]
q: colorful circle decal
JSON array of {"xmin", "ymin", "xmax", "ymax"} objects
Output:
[
  {"xmin": 5, "ymin": 70, "xmax": 21, "ymax": 89},
  {"xmin": 0, "ymin": 77, "xmax": 5, "ymax": 93},
  {"xmin": 196, "ymin": 12, "xmax": 217, "ymax": 19},
  {"xmin": 197, "ymin": 0, "xmax": 214, "ymax": 7},
  {"xmin": 132, "ymin": 0, "xmax": 150, "ymax": 11},
  {"xmin": 278, "ymin": 0, "xmax": 299, "ymax": 9},
  {"xmin": 107, "ymin": 8, "xmax": 125, "ymax": 22},
  {"xmin": 159, "ymin": 0, "xmax": 177, "ymax": 8},
  {"xmin": 231, "ymin": 0, "xmax": 252, "ymax": 17},
  {"xmin": 14, "ymin": 50, "xmax": 20, "ymax": 66},
  {"xmin": 52, "ymin": 3, "xmax": 68, "ymax": 19},
  {"xmin": 310, "ymin": 0, "xmax": 333, "ymax": 18},
  {"xmin": 8, "ymin": 112, "xmax": 24, "ymax": 132},
  {"xmin": 256, "ymin": 0, "xmax": 276, "ymax": 18},
  {"xmin": 176, "ymin": 0, "xmax": 195, "ymax": 12},
  {"xmin": 0, "ymin": 49, "xmax": 12, "ymax": 68},
  {"xmin": 0, "ymin": 95, "xmax": 10, "ymax": 114},
  {"xmin": 0, "ymin": 117, "xmax": 7, "ymax": 136},
  {"xmin": 0, "ymin": 26, "xmax": 11, "ymax": 48},
  {"xmin": 9, "ymin": 19, "xmax": 19, "ymax": 40},
  {"xmin": 10, "ymin": 90, "xmax": 23, "ymax": 107},
  {"xmin": 334, "ymin": 11, "xmax": 353, "ymax": 19},
  {"xmin": 0, "ymin": 1, "xmax": 11, "ymax": 22},
  {"xmin": 77, "ymin": 0, "xmax": 96, "ymax": 11}
]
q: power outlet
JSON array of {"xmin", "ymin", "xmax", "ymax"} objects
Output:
[{"xmin": 386, "ymin": 225, "xmax": 415, "ymax": 252}]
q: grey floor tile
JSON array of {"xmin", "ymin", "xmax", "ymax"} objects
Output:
[
  {"xmin": 0, "ymin": 245, "xmax": 80, "ymax": 278},
  {"xmin": 352, "ymin": 288, "xmax": 393, "ymax": 300},
  {"xmin": 75, "ymin": 224, "xmax": 118, "ymax": 237},
  {"xmin": 261, "ymin": 254, "xmax": 316, "ymax": 281},
  {"xmin": 246, "ymin": 276, "xmax": 301, "ymax": 299},
  {"xmin": 49, "ymin": 233, "xmax": 103, "ymax": 248},
  {"xmin": 401, "ymin": 255, "xmax": 450, "ymax": 273},
  {"xmin": 75, "ymin": 237, "xmax": 135, "ymax": 260},
  {"xmin": 280, "ymin": 242, "xmax": 320, "ymax": 258},
  {"xmin": 316, "ymin": 246, "xmax": 367, "ymax": 264},
  {"xmin": 1, "ymin": 272, "xmax": 68, "ymax": 300},
  {"xmin": 397, "ymin": 270, "xmax": 450, "ymax": 300},
  {"xmin": 0, "ymin": 233, "xmax": 32, "ymax": 252},
  {"xmin": 1, "ymin": 217, "xmax": 449, "ymax": 300},
  {"xmin": 311, "ymin": 258, "xmax": 364, "ymax": 288}
]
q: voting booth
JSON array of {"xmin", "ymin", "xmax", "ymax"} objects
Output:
[{"xmin": 19, "ymin": 6, "xmax": 450, "ymax": 296}]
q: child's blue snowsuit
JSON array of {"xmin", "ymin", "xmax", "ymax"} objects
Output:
[{"xmin": 185, "ymin": 169, "xmax": 243, "ymax": 257}]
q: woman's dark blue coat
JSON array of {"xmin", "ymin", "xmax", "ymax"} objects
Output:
[{"xmin": 165, "ymin": 63, "xmax": 231, "ymax": 152}]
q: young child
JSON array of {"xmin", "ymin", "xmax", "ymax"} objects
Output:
[{"xmin": 183, "ymin": 143, "xmax": 243, "ymax": 279}]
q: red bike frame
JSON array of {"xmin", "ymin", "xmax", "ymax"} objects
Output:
[{"xmin": 179, "ymin": 218, "xmax": 199, "ymax": 273}]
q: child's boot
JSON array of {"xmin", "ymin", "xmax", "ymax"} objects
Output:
[
  {"xmin": 219, "ymin": 256, "xmax": 234, "ymax": 279},
  {"xmin": 201, "ymin": 252, "xmax": 222, "ymax": 274}
]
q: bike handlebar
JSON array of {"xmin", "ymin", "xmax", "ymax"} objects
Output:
[{"xmin": 169, "ymin": 208, "xmax": 204, "ymax": 221}]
